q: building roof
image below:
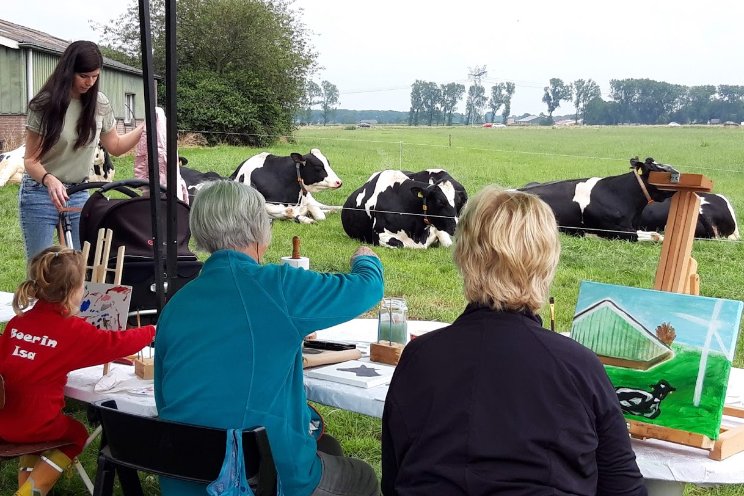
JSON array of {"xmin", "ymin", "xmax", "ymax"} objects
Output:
[
  {"xmin": 0, "ymin": 18, "xmax": 142, "ymax": 76},
  {"xmin": 516, "ymin": 115, "xmax": 541, "ymax": 123}
]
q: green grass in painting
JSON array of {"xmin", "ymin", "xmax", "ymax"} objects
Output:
[
  {"xmin": 1, "ymin": 125, "xmax": 743, "ymax": 494},
  {"xmin": 607, "ymin": 348, "xmax": 731, "ymax": 439}
]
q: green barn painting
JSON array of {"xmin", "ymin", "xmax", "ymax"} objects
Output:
[{"xmin": 571, "ymin": 281, "xmax": 743, "ymax": 440}]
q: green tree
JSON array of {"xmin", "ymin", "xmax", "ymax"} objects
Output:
[
  {"xmin": 320, "ymin": 80, "xmax": 340, "ymax": 125},
  {"xmin": 95, "ymin": 0, "xmax": 316, "ymax": 145},
  {"xmin": 408, "ymin": 80, "xmax": 426, "ymax": 126},
  {"xmin": 572, "ymin": 79, "xmax": 601, "ymax": 124},
  {"xmin": 488, "ymin": 84, "xmax": 506, "ymax": 123},
  {"xmin": 440, "ymin": 82, "xmax": 465, "ymax": 126},
  {"xmin": 542, "ymin": 78, "xmax": 572, "ymax": 122},
  {"xmin": 420, "ymin": 81, "xmax": 442, "ymax": 126},
  {"xmin": 464, "ymin": 85, "xmax": 487, "ymax": 125},
  {"xmin": 501, "ymin": 82, "xmax": 515, "ymax": 124},
  {"xmin": 299, "ymin": 80, "xmax": 322, "ymax": 124}
]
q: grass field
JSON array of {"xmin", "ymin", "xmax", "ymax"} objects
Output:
[{"xmin": 1, "ymin": 125, "xmax": 743, "ymax": 494}]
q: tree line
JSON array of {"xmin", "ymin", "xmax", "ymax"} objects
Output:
[{"xmin": 406, "ymin": 75, "xmax": 744, "ymax": 126}]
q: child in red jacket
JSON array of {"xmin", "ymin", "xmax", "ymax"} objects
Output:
[{"xmin": 0, "ymin": 246, "xmax": 156, "ymax": 496}]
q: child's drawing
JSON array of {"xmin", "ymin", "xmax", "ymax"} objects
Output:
[
  {"xmin": 571, "ymin": 281, "xmax": 743, "ymax": 440},
  {"xmin": 79, "ymin": 282, "xmax": 133, "ymax": 331}
]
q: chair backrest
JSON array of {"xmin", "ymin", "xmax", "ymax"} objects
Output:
[{"xmin": 92, "ymin": 400, "xmax": 278, "ymax": 496}]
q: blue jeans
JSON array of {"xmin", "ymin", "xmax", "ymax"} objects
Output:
[{"xmin": 18, "ymin": 174, "xmax": 89, "ymax": 259}]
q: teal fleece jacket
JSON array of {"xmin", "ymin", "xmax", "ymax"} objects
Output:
[{"xmin": 154, "ymin": 249, "xmax": 384, "ymax": 496}]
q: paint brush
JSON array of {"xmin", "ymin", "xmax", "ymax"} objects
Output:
[{"xmin": 549, "ymin": 296, "xmax": 556, "ymax": 332}]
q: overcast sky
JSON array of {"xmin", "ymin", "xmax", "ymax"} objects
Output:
[{"xmin": 4, "ymin": 0, "xmax": 744, "ymax": 116}]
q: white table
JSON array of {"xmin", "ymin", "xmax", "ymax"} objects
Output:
[
  {"xmin": 0, "ymin": 291, "xmax": 15, "ymax": 323},
  {"xmin": 65, "ymin": 319, "xmax": 744, "ymax": 495}
]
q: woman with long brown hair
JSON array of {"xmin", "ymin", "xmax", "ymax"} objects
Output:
[{"xmin": 20, "ymin": 40, "xmax": 144, "ymax": 259}]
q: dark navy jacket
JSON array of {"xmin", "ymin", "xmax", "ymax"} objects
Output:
[{"xmin": 382, "ymin": 304, "xmax": 646, "ymax": 496}]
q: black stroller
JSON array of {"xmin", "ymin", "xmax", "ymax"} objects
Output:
[{"xmin": 63, "ymin": 179, "xmax": 202, "ymax": 325}]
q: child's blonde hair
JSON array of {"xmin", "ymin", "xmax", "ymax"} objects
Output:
[{"xmin": 14, "ymin": 246, "xmax": 86, "ymax": 316}]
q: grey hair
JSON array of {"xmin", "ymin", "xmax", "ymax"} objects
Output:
[{"xmin": 189, "ymin": 180, "xmax": 272, "ymax": 253}]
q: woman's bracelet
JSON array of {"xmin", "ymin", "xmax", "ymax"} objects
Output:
[{"xmin": 41, "ymin": 172, "xmax": 53, "ymax": 187}]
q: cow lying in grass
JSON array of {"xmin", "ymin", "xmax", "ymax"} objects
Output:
[
  {"xmin": 0, "ymin": 143, "xmax": 115, "ymax": 186},
  {"xmin": 229, "ymin": 149, "xmax": 342, "ymax": 224},
  {"xmin": 519, "ymin": 157, "xmax": 675, "ymax": 242},
  {"xmin": 637, "ymin": 193, "xmax": 740, "ymax": 240},
  {"xmin": 341, "ymin": 169, "xmax": 460, "ymax": 248}
]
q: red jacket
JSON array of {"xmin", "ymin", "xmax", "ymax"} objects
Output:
[{"xmin": 0, "ymin": 300, "xmax": 155, "ymax": 442}]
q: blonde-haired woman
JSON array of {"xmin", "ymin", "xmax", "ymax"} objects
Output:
[{"xmin": 382, "ymin": 186, "xmax": 646, "ymax": 496}]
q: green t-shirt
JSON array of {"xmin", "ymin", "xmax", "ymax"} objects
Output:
[{"xmin": 26, "ymin": 92, "xmax": 116, "ymax": 183}]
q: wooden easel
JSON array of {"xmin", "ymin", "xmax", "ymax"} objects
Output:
[
  {"xmin": 81, "ymin": 228, "xmax": 125, "ymax": 376},
  {"xmin": 628, "ymin": 171, "xmax": 744, "ymax": 460}
]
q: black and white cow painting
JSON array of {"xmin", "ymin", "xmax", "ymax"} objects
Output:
[
  {"xmin": 638, "ymin": 193, "xmax": 740, "ymax": 240},
  {"xmin": 616, "ymin": 379, "xmax": 676, "ymax": 419},
  {"xmin": 403, "ymin": 169, "xmax": 468, "ymax": 214},
  {"xmin": 229, "ymin": 149, "xmax": 342, "ymax": 224},
  {"xmin": 341, "ymin": 169, "xmax": 458, "ymax": 248},
  {"xmin": 518, "ymin": 157, "xmax": 676, "ymax": 242}
]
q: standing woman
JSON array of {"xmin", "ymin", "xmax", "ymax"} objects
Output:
[{"xmin": 20, "ymin": 40, "xmax": 144, "ymax": 259}]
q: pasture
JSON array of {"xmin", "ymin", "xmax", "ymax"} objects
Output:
[{"xmin": 0, "ymin": 125, "xmax": 743, "ymax": 494}]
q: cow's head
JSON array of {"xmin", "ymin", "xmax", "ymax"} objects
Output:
[
  {"xmin": 410, "ymin": 181, "xmax": 458, "ymax": 235},
  {"xmin": 291, "ymin": 149, "xmax": 342, "ymax": 193},
  {"xmin": 630, "ymin": 157, "xmax": 675, "ymax": 203}
]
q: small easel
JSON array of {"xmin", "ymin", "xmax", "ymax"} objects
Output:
[
  {"xmin": 628, "ymin": 171, "xmax": 744, "ymax": 460},
  {"xmin": 81, "ymin": 228, "xmax": 125, "ymax": 376}
]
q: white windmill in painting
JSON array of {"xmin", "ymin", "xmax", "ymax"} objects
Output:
[{"xmin": 673, "ymin": 300, "xmax": 734, "ymax": 406}]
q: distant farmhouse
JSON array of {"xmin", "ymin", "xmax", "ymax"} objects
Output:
[
  {"xmin": 0, "ymin": 19, "xmax": 146, "ymax": 150},
  {"xmin": 515, "ymin": 115, "xmax": 541, "ymax": 126}
]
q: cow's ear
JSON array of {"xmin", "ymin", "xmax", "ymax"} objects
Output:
[{"xmin": 290, "ymin": 153, "xmax": 305, "ymax": 164}]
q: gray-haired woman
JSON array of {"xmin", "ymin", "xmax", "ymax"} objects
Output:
[{"xmin": 155, "ymin": 180, "xmax": 384, "ymax": 496}]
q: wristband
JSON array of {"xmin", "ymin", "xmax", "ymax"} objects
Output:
[{"xmin": 41, "ymin": 172, "xmax": 53, "ymax": 187}]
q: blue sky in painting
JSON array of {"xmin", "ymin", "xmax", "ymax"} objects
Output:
[{"xmin": 574, "ymin": 282, "xmax": 743, "ymax": 354}]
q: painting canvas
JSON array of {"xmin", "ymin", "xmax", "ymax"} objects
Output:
[
  {"xmin": 571, "ymin": 281, "xmax": 743, "ymax": 440},
  {"xmin": 305, "ymin": 359, "xmax": 395, "ymax": 388},
  {"xmin": 79, "ymin": 282, "xmax": 133, "ymax": 331}
]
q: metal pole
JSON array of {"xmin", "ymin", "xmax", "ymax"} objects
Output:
[
  {"xmin": 138, "ymin": 0, "xmax": 166, "ymax": 313},
  {"xmin": 165, "ymin": 0, "xmax": 178, "ymax": 301}
]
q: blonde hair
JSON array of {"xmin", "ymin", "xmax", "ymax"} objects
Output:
[
  {"xmin": 453, "ymin": 185, "xmax": 560, "ymax": 313},
  {"xmin": 14, "ymin": 246, "xmax": 86, "ymax": 317}
]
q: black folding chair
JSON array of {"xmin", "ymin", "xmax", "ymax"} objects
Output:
[{"xmin": 90, "ymin": 399, "xmax": 278, "ymax": 496}]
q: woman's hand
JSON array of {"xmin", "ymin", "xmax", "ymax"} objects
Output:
[
  {"xmin": 350, "ymin": 246, "xmax": 379, "ymax": 265},
  {"xmin": 44, "ymin": 174, "xmax": 69, "ymax": 212}
]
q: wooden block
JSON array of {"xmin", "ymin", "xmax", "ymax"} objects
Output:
[
  {"xmin": 370, "ymin": 341, "xmax": 405, "ymax": 366},
  {"xmin": 648, "ymin": 172, "xmax": 713, "ymax": 192},
  {"xmin": 133, "ymin": 357, "xmax": 154, "ymax": 380}
]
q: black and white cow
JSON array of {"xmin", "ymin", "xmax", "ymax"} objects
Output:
[
  {"xmin": 638, "ymin": 193, "xmax": 740, "ymax": 240},
  {"xmin": 616, "ymin": 379, "xmax": 676, "ymax": 419},
  {"xmin": 180, "ymin": 158, "xmax": 225, "ymax": 204},
  {"xmin": 229, "ymin": 149, "xmax": 342, "ymax": 224},
  {"xmin": 403, "ymin": 169, "xmax": 468, "ymax": 214},
  {"xmin": 0, "ymin": 145, "xmax": 25, "ymax": 187},
  {"xmin": 89, "ymin": 142, "xmax": 115, "ymax": 182},
  {"xmin": 341, "ymin": 169, "xmax": 458, "ymax": 248},
  {"xmin": 518, "ymin": 157, "xmax": 676, "ymax": 241}
]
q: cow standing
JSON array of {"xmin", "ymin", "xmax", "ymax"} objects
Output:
[
  {"xmin": 230, "ymin": 149, "xmax": 342, "ymax": 224},
  {"xmin": 341, "ymin": 169, "xmax": 458, "ymax": 248},
  {"xmin": 638, "ymin": 193, "xmax": 740, "ymax": 240},
  {"xmin": 519, "ymin": 157, "xmax": 676, "ymax": 241}
]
